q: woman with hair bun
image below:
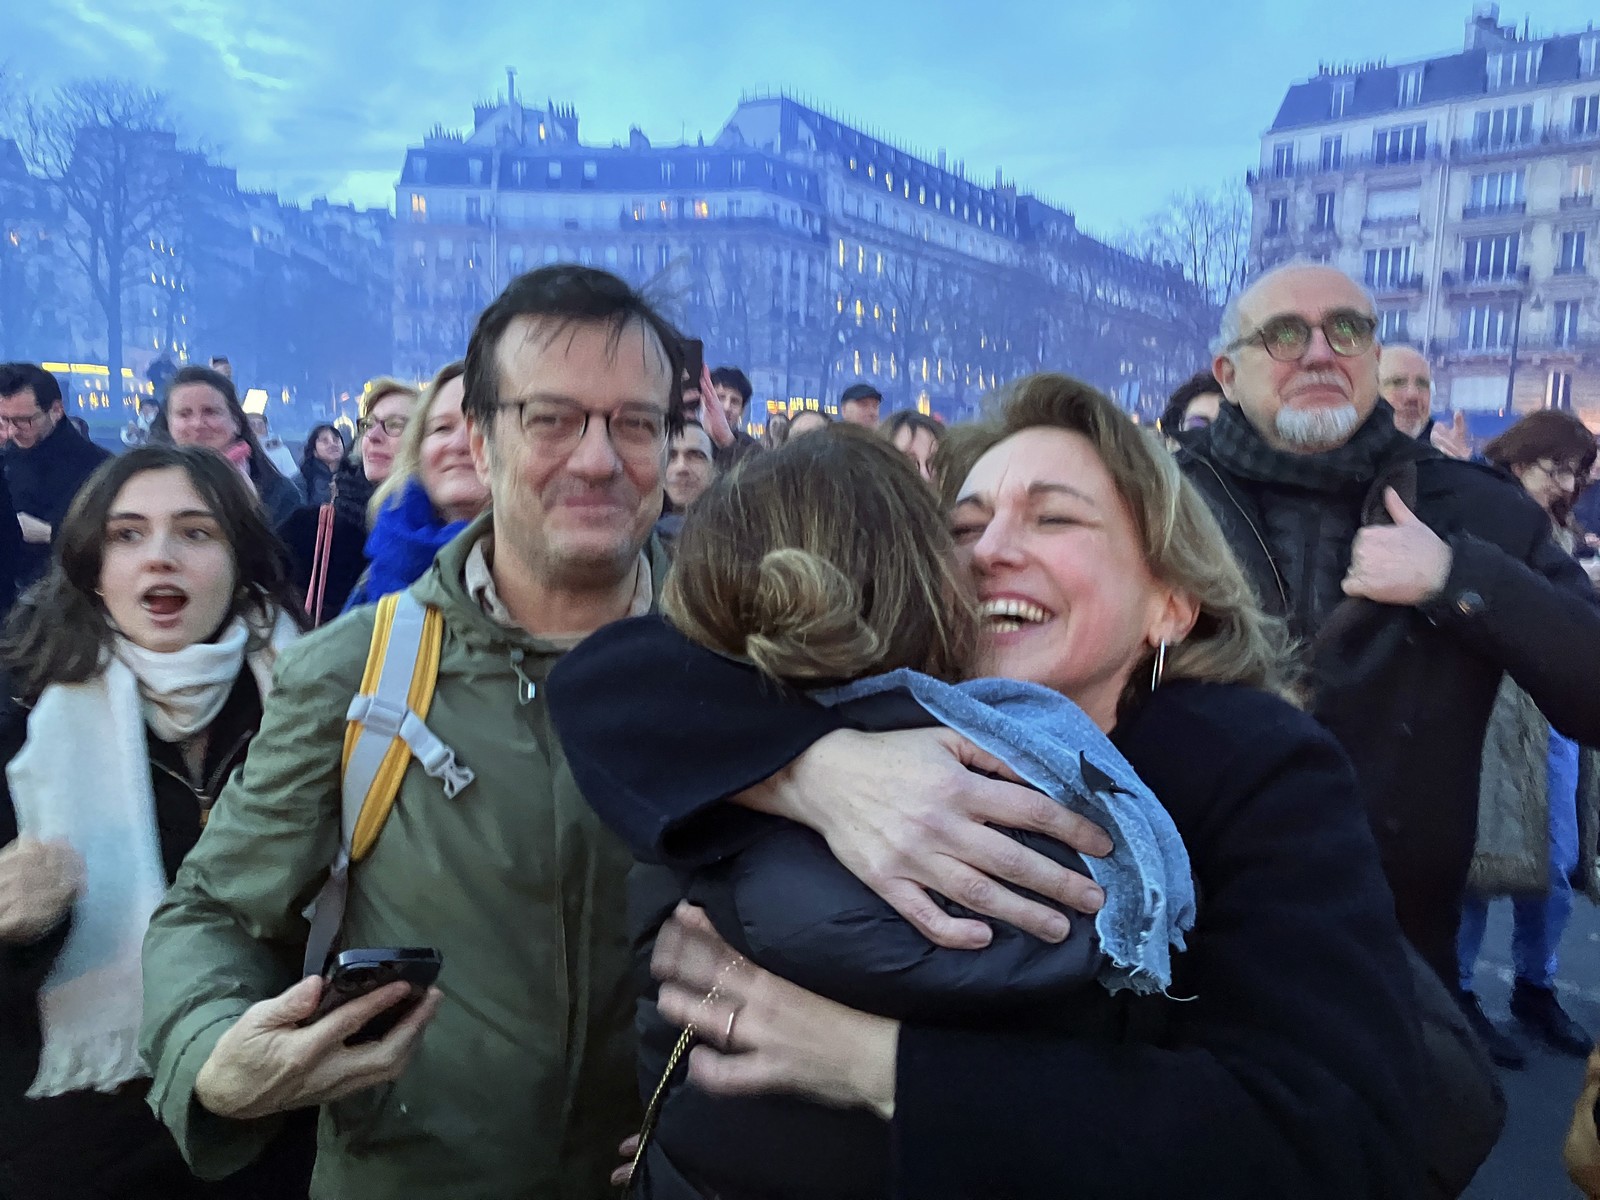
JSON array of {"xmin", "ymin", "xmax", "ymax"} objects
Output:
[{"xmin": 551, "ymin": 377, "xmax": 1425, "ymax": 1199}]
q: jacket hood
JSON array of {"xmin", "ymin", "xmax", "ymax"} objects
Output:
[{"xmin": 411, "ymin": 510, "xmax": 672, "ymax": 660}]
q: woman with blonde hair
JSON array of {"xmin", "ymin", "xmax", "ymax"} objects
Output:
[
  {"xmin": 549, "ymin": 376, "xmax": 1426, "ymax": 1198},
  {"xmin": 344, "ymin": 360, "xmax": 489, "ymax": 608},
  {"xmin": 279, "ymin": 375, "xmax": 422, "ymax": 622}
]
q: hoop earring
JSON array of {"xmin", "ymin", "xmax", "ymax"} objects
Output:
[{"xmin": 1150, "ymin": 640, "xmax": 1168, "ymax": 691}]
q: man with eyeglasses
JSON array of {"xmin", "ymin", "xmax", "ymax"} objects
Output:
[
  {"xmin": 141, "ymin": 266, "xmax": 680, "ymax": 1198},
  {"xmin": 0, "ymin": 362, "xmax": 110, "ymax": 586},
  {"xmin": 1179, "ymin": 261, "xmax": 1600, "ymax": 997}
]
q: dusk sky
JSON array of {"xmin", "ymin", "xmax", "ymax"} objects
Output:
[{"xmin": 9, "ymin": 1, "xmax": 1600, "ymax": 239}]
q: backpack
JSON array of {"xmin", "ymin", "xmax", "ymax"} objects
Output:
[{"xmin": 302, "ymin": 590, "xmax": 475, "ymax": 975}]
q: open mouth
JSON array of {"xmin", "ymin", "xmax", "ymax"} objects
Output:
[
  {"xmin": 980, "ymin": 597, "xmax": 1054, "ymax": 635},
  {"xmin": 140, "ymin": 585, "xmax": 189, "ymax": 618}
]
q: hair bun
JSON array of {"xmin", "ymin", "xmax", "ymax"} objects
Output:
[{"xmin": 742, "ymin": 548, "xmax": 883, "ymax": 681}]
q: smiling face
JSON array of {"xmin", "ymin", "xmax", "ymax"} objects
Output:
[
  {"xmin": 418, "ymin": 375, "xmax": 489, "ymax": 524},
  {"xmin": 360, "ymin": 390, "xmax": 414, "ymax": 483},
  {"xmin": 98, "ymin": 467, "xmax": 237, "ymax": 653},
  {"xmin": 468, "ymin": 315, "xmax": 671, "ymax": 594},
  {"xmin": 1215, "ymin": 265, "xmax": 1380, "ymax": 454},
  {"xmin": 166, "ymin": 382, "xmax": 240, "ymax": 453},
  {"xmin": 952, "ymin": 427, "xmax": 1191, "ymax": 730}
]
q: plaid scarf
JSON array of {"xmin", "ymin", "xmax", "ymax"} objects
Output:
[{"xmin": 1205, "ymin": 400, "xmax": 1417, "ymax": 493}]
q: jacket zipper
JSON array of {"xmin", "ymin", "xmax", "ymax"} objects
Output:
[{"xmin": 150, "ymin": 728, "xmax": 255, "ymax": 812}]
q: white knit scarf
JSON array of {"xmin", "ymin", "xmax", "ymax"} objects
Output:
[{"xmin": 6, "ymin": 610, "xmax": 297, "ymax": 1097}]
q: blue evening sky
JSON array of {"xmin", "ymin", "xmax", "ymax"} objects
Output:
[{"xmin": 9, "ymin": 1, "xmax": 1598, "ymax": 238}]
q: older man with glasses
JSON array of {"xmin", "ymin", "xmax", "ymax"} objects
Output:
[{"xmin": 1174, "ymin": 261, "xmax": 1600, "ymax": 1001}]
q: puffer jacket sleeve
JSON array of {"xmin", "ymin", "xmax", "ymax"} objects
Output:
[
  {"xmin": 693, "ymin": 823, "xmax": 1101, "ymax": 1022},
  {"xmin": 889, "ymin": 690, "xmax": 1424, "ymax": 1200},
  {"xmin": 546, "ymin": 616, "xmax": 845, "ymax": 867},
  {"xmin": 1420, "ymin": 502, "xmax": 1600, "ymax": 748},
  {"xmin": 139, "ymin": 617, "xmax": 363, "ymax": 1179}
]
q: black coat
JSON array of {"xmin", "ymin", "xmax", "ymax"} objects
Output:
[
  {"xmin": 546, "ymin": 617, "xmax": 1425, "ymax": 1200},
  {"xmin": 0, "ymin": 471, "xmax": 23, "ymax": 619},
  {"xmin": 2, "ymin": 418, "xmax": 110, "ymax": 586},
  {"xmin": 1179, "ymin": 428, "xmax": 1600, "ymax": 979},
  {"xmin": 277, "ymin": 460, "xmax": 374, "ymax": 624},
  {"xmin": 0, "ymin": 671, "xmax": 313, "ymax": 1200},
  {"xmin": 299, "ymin": 457, "xmax": 336, "ymax": 508},
  {"xmin": 614, "ymin": 689, "xmax": 1098, "ymax": 1200}
]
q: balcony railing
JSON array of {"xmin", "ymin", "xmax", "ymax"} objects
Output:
[
  {"xmin": 1246, "ymin": 145, "xmax": 1442, "ymax": 186},
  {"xmin": 1461, "ymin": 201, "xmax": 1527, "ymax": 220},
  {"xmin": 1251, "ymin": 128, "xmax": 1600, "ymax": 189},
  {"xmin": 1368, "ymin": 274, "xmax": 1425, "ymax": 294},
  {"xmin": 1562, "ymin": 194, "xmax": 1596, "ymax": 210},
  {"xmin": 1553, "ymin": 264, "xmax": 1591, "ymax": 277},
  {"xmin": 1441, "ymin": 265, "xmax": 1532, "ymax": 291}
]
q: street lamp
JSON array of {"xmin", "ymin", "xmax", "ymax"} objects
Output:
[{"xmin": 1504, "ymin": 286, "xmax": 1544, "ymax": 410}]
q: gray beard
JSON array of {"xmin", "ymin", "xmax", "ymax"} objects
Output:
[{"xmin": 1275, "ymin": 404, "xmax": 1362, "ymax": 451}]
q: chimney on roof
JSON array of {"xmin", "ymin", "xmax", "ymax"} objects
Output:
[
  {"xmin": 1466, "ymin": 2, "xmax": 1504, "ymax": 49},
  {"xmin": 937, "ymin": 148, "xmax": 946, "ymax": 170},
  {"xmin": 995, "ymin": 167, "xmax": 1003, "ymax": 189},
  {"xmin": 506, "ymin": 66, "xmax": 517, "ymax": 107}
]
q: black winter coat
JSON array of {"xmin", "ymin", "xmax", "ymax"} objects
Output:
[
  {"xmin": 1179, "ymin": 426, "xmax": 1600, "ymax": 979},
  {"xmin": 546, "ymin": 618, "xmax": 1426, "ymax": 1200},
  {"xmin": 615, "ymin": 689, "xmax": 1099, "ymax": 1200},
  {"xmin": 277, "ymin": 460, "xmax": 374, "ymax": 624},
  {"xmin": 0, "ymin": 671, "xmax": 314, "ymax": 1200},
  {"xmin": 2, "ymin": 419, "xmax": 110, "ymax": 586}
]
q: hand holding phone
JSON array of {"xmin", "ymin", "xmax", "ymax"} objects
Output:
[
  {"xmin": 194, "ymin": 953, "xmax": 444, "ymax": 1121},
  {"xmin": 308, "ymin": 948, "xmax": 443, "ymax": 1045}
]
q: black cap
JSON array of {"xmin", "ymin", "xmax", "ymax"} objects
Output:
[{"xmin": 840, "ymin": 383, "xmax": 883, "ymax": 405}]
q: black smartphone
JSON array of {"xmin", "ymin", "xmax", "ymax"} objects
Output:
[
  {"xmin": 306, "ymin": 947, "xmax": 442, "ymax": 1045},
  {"xmin": 681, "ymin": 338, "xmax": 704, "ymax": 389}
]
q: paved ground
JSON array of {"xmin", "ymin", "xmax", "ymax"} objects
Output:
[{"xmin": 1464, "ymin": 901, "xmax": 1600, "ymax": 1199}]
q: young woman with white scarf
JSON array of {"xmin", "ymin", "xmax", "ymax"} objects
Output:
[{"xmin": 0, "ymin": 445, "xmax": 314, "ymax": 1200}]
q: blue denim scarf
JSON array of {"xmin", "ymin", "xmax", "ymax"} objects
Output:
[{"xmin": 812, "ymin": 669, "xmax": 1196, "ymax": 995}]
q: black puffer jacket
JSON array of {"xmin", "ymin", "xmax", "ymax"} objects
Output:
[
  {"xmin": 0, "ymin": 672, "xmax": 314, "ymax": 1200},
  {"xmin": 615, "ymin": 689, "xmax": 1099, "ymax": 1200},
  {"xmin": 1179, "ymin": 419, "xmax": 1600, "ymax": 980}
]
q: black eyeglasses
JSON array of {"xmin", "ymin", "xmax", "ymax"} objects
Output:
[
  {"xmin": 358, "ymin": 415, "xmax": 409, "ymax": 439},
  {"xmin": 497, "ymin": 398, "xmax": 668, "ymax": 461},
  {"xmin": 1227, "ymin": 310, "xmax": 1378, "ymax": 362}
]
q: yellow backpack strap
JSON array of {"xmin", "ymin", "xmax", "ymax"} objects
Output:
[{"xmin": 303, "ymin": 591, "xmax": 472, "ymax": 976}]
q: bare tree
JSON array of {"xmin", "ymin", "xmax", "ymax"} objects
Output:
[
  {"xmin": 1124, "ymin": 179, "xmax": 1251, "ymax": 359},
  {"xmin": 17, "ymin": 81, "xmax": 184, "ymax": 395}
]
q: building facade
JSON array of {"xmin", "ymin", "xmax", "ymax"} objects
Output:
[
  {"xmin": 1248, "ymin": 4, "xmax": 1600, "ymax": 427},
  {"xmin": 393, "ymin": 80, "xmax": 1204, "ymax": 425}
]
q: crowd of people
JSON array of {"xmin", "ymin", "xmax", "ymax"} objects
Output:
[{"xmin": 0, "ymin": 256, "xmax": 1597, "ymax": 1199}]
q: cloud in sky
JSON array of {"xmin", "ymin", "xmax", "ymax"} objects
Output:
[{"xmin": 9, "ymin": 0, "xmax": 1600, "ymax": 237}]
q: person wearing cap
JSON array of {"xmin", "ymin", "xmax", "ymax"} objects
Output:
[{"xmin": 838, "ymin": 384, "xmax": 882, "ymax": 430}]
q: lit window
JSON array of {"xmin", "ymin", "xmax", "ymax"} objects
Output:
[
  {"xmin": 660, "ymin": 200, "xmax": 669, "ymax": 216},
  {"xmin": 875, "ymin": 252, "xmax": 884, "ymax": 275},
  {"xmin": 837, "ymin": 239, "xmax": 846, "ymax": 268},
  {"xmin": 867, "ymin": 164, "xmax": 875, "ymax": 179},
  {"xmin": 885, "ymin": 172, "xmax": 894, "ymax": 191},
  {"xmin": 856, "ymin": 245, "xmax": 865, "ymax": 273},
  {"xmin": 538, "ymin": 123, "xmax": 547, "ymax": 139},
  {"xmin": 694, "ymin": 200, "xmax": 709, "ymax": 219},
  {"xmin": 918, "ymin": 186, "xmax": 926, "ymax": 204},
  {"xmin": 855, "ymin": 299, "xmax": 864, "ymax": 325},
  {"xmin": 410, "ymin": 194, "xmax": 427, "ymax": 220}
]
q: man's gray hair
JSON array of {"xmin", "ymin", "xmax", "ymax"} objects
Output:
[{"xmin": 1210, "ymin": 258, "xmax": 1378, "ymax": 358}]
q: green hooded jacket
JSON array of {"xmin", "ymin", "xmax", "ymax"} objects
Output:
[{"xmin": 141, "ymin": 514, "xmax": 663, "ymax": 1199}]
